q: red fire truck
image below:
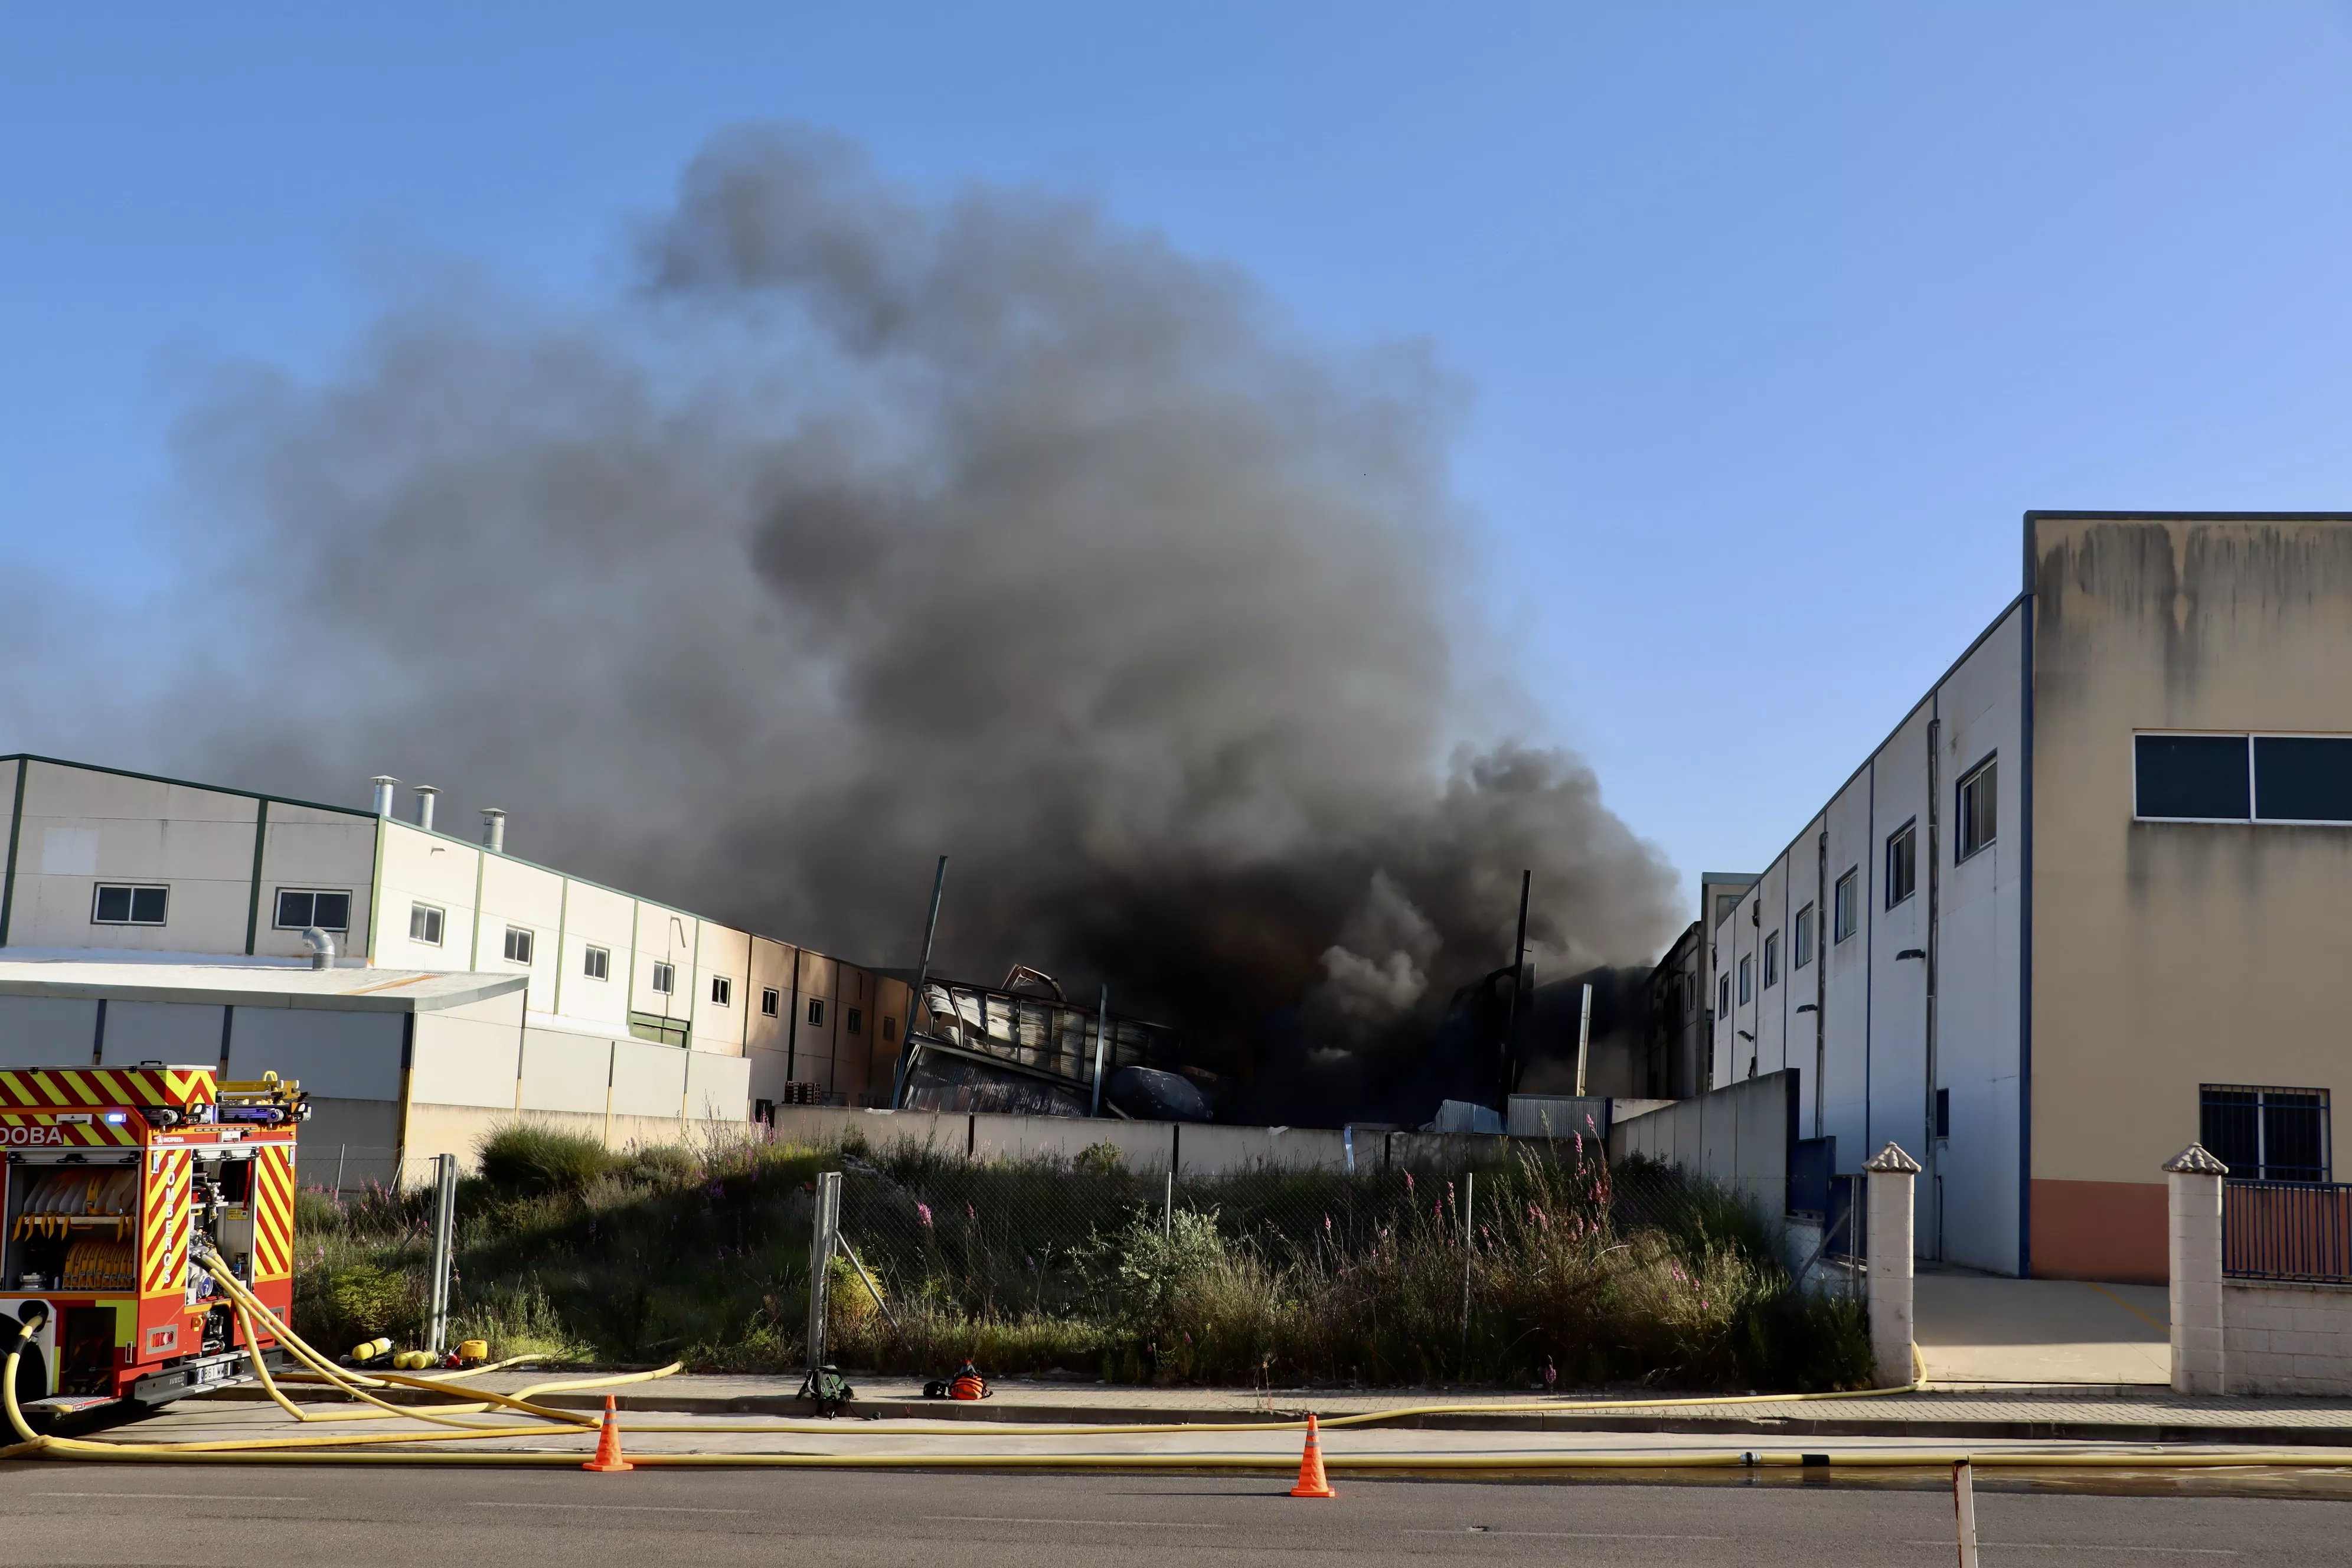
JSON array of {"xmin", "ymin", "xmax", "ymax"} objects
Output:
[{"xmin": 1, "ymin": 1065, "xmax": 306, "ymax": 1414}]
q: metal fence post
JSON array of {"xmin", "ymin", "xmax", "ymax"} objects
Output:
[
  {"xmin": 1459, "ymin": 1171, "xmax": 1476, "ymax": 1368},
  {"xmin": 1162, "ymin": 1170, "xmax": 1174, "ymax": 1240},
  {"xmin": 425, "ymin": 1153, "xmax": 458, "ymax": 1353},
  {"xmin": 807, "ymin": 1171, "xmax": 842, "ymax": 1370},
  {"xmin": 334, "ymin": 1144, "xmax": 347, "ymax": 1197}
]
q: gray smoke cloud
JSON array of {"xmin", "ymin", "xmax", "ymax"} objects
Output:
[{"xmin": 9, "ymin": 125, "xmax": 1678, "ymax": 1113}]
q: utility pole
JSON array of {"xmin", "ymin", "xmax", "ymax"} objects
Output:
[
  {"xmin": 1498, "ymin": 870, "xmax": 1530, "ymax": 1106},
  {"xmin": 1090, "ymin": 984, "xmax": 1110, "ymax": 1117},
  {"xmin": 889, "ymin": 856, "xmax": 949, "ymax": 1110}
]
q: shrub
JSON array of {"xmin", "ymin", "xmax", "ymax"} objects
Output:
[
  {"xmin": 293, "ymin": 1186, "xmax": 345, "ymax": 1238},
  {"xmin": 1073, "ymin": 1142, "xmax": 1125, "ymax": 1177},
  {"xmin": 295, "ymin": 1260, "xmax": 416, "ymax": 1351},
  {"xmin": 476, "ymin": 1123, "xmax": 614, "ymax": 1198}
]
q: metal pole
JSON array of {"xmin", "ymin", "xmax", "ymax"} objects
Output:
[
  {"xmin": 1499, "ymin": 870, "xmax": 1530, "ymax": 1102},
  {"xmin": 1953, "ymin": 1459, "xmax": 1979, "ymax": 1566},
  {"xmin": 1459, "ymin": 1171, "xmax": 1476, "ymax": 1370},
  {"xmin": 1162, "ymin": 1170, "xmax": 1174, "ymax": 1241},
  {"xmin": 806, "ymin": 1171, "xmax": 842, "ymax": 1371},
  {"xmin": 1573, "ymin": 982, "xmax": 1593, "ymax": 1097},
  {"xmin": 426, "ymin": 1154, "xmax": 458, "ymax": 1353},
  {"xmin": 1090, "ymin": 984, "xmax": 1110, "ymax": 1117},
  {"xmin": 890, "ymin": 857, "xmax": 950, "ymax": 1110},
  {"xmin": 334, "ymin": 1143, "xmax": 347, "ymax": 1197}
]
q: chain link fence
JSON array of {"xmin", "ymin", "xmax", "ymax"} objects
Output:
[{"xmin": 816, "ymin": 1138, "xmax": 1860, "ymax": 1389}]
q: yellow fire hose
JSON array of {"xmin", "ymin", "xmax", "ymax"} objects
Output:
[{"xmin": 5, "ymin": 1257, "xmax": 2348, "ymax": 1475}]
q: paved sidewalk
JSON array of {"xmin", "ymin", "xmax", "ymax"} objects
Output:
[{"xmin": 1915, "ymin": 1273, "xmax": 2170, "ymax": 1385}]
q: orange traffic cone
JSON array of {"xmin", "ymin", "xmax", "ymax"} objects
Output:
[
  {"xmin": 1289, "ymin": 1412, "xmax": 1335, "ymax": 1498},
  {"xmin": 582, "ymin": 1394, "xmax": 633, "ymax": 1473}
]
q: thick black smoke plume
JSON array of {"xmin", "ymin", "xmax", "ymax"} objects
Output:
[{"xmin": 5, "ymin": 126, "xmax": 1678, "ymax": 1118}]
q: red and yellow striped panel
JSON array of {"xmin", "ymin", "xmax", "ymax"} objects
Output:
[
  {"xmin": 141, "ymin": 1149, "xmax": 190, "ymax": 1298},
  {"xmin": 0, "ymin": 1110, "xmax": 137, "ymax": 1148},
  {"xmin": 249, "ymin": 1145, "xmax": 296, "ymax": 1282},
  {"xmin": 0, "ymin": 1067, "xmax": 215, "ymax": 1110}
]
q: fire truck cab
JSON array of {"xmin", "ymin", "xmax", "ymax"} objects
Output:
[{"xmin": 1, "ymin": 1064, "xmax": 306, "ymax": 1415}]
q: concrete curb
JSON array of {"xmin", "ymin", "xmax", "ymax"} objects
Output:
[{"xmin": 191, "ymin": 1386, "xmax": 2352, "ymax": 1447}]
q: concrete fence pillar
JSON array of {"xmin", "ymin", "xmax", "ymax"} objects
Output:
[
  {"xmin": 1865, "ymin": 1141, "xmax": 1922, "ymax": 1386},
  {"xmin": 2165, "ymin": 1143, "xmax": 2228, "ymax": 1396}
]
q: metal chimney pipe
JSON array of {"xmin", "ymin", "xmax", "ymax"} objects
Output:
[
  {"xmin": 412, "ymin": 785, "xmax": 439, "ymax": 832},
  {"xmin": 480, "ymin": 808, "xmax": 506, "ymax": 853},
  {"xmin": 300, "ymin": 927, "xmax": 337, "ymax": 971},
  {"xmin": 368, "ymin": 776, "xmax": 400, "ymax": 816}
]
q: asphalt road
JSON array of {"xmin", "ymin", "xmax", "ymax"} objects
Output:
[{"xmin": 1, "ymin": 1465, "xmax": 2348, "ymax": 1567}]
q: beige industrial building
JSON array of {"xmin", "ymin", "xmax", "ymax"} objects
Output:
[
  {"xmin": 1705, "ymin": 512, "xmax": 2352, "ymax": 1282},
  {"xmin": 0, "ymin": 757, "xmax": 910, "ymax": 1176}
]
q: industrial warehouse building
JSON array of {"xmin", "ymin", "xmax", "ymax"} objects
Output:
[
  {"xmin": 0, "ymin": 757, "xmax": 912, "ymax": 1176},
  {"xmin": 1697, "ymin": 512, "xmax": 2352, "ymax": 1283}
]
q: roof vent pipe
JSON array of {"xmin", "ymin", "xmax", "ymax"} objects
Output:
[
  {"xmin": 480, "ymin": 808, "xmax": 506, "ymax": 854},
  {"xmin": 300, "ymin": 926, "xmax": 336, "ymax": 971},
  {"xmin": 412, "ymin": 785, "xmax": 439, "ymax": 832},
  {"xmin": 369, "ymin": 776, "xmax": 400, "ymax": 816}
]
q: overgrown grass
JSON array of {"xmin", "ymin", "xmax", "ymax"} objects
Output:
[{"xmin": 289, "ymin": 1122, "xmax": 1870, "ymax": 1391}]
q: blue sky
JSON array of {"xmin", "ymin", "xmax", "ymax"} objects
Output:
[{"xmin": 8, "ymin": 4, "xmax": 2352, "ymax": 914}]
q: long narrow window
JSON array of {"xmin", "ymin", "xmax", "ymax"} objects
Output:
[
  {"xmin": 1885, "ymin": 821, "xmax": 1916, "ymax": 907},
  {"xmin": 1956, "ymin": 756, "xmax": 1997, "ymax": 861},
  {"xmin": 1762, "ymin": 931, "xmax": 1781, "ymax": 988},
  {"xmin": 1793, "ymin": 905, "xmax": 1814, "ymax": 969},
  {"xmin": 1833, "ymin": 868, "xmax": 1858, "ymax": 943},
  {"xmin": 1737, "ymin": 955, "xmax": 1752, "ymax": 1005},
  {"xmin": 1719, "ymin": 974, "xmax": 1730, "ymax": 1018}
]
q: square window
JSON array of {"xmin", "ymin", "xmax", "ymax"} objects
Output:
[
  {"xmin": 92, "ymin": 884, "xmax": 169, "ymax": 926},
  {"xmin": 847, "ymin": 1008, "xmax": 863, "ymax": 1035},
  {"xmin": 1885, "ymin": 821, "xmax": 1916, "ymax": 907},
  {"xmin": 760, "ymin": 987, "xmax": 780, "ymax": 1018},
  {"xmin": 2255, "ymin": 736, "xmax": 2352, "ymax": 823},
  {"xmin": 711, "ymin": 975, "xmax": 733, "ymax": 1007},
  {"xmin": 409, "ymin": 903, "xmax": 445, "ymax": 946},
  {"xmin": 651, "ymin": 962, "xmax": 675, "ymax": 995},
  {"xmin": 2137, "ymin": 734, "xmax": 2250, "ymax": 821},
  {"xmin": 1957, "ymin": 756, "xmax": 1997, "ymax": 861},
  {"xmin": 806, "ymin": 998, "xmax": 825, "ymax": 1027},
  {"xmin": 1762, "ymin": 931, "xmax": 1780, "ymax": 988},
  {"xmin": 1833, "ymin": 868, "xmax": 1858, "ymax": 943},
  {"xmin": 503, "ymin": 926, "xmax": 534, "ymax": 966},
  {"xmin": 1737, "ymin": 955, "xmax": 1752, "ymax": 1005},
  {"xmin": 583, "ymin": 945, "xmax": 609, "ymax": 981},
  {"xmin": 2201, "ymin": 1084, "xmax": 2330, "ymax": 1182},
  {"xmin": 1792, "ymin": 905, "xmax": 1814, "ymax": 970}
]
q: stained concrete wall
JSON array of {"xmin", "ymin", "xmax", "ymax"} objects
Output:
[
  {"xmin": 2030, "ymin": 515, "xmax": 2352, "ymax": 1282},
  {"xmin": 1608, "ymin": 1069, "xmax": 1797, "ymax": 1220}
]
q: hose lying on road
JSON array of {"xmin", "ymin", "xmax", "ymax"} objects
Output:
[{"xmin": 5, "ymin": 1269, "xmax": 2344, "ymax": 1475}]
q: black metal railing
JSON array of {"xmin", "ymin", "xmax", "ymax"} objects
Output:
[{"xmin": 2222, "ymin": 1178, "xmax": 2352, "ymax": 1282}]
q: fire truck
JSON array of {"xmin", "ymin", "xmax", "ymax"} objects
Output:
[{"xmin": 1, "ymin": 1064, "xmax": 306, "ymax": 1414}]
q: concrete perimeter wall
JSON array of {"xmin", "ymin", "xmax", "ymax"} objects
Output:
[
  {"xmin": 762, "ymin": 1106, "xmax": 1590, "ymax": 1177},
  {"xmin": 2222, "ymin": 1280, "xmax": 2352, "ymax": 1397},
  {"xmin": 1608, "ymin": 1069, "xmax": 1799, "ymax": 1220}
]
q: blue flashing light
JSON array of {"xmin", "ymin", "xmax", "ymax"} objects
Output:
[{"xmin": 102, "ymin": 1112, "xmax": 128, "ymax": 1124}]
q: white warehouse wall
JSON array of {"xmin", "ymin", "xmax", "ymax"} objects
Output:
[{"xmin": 1704, "ymin": 603, "xmax": 2026, "ymax": 1274}]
